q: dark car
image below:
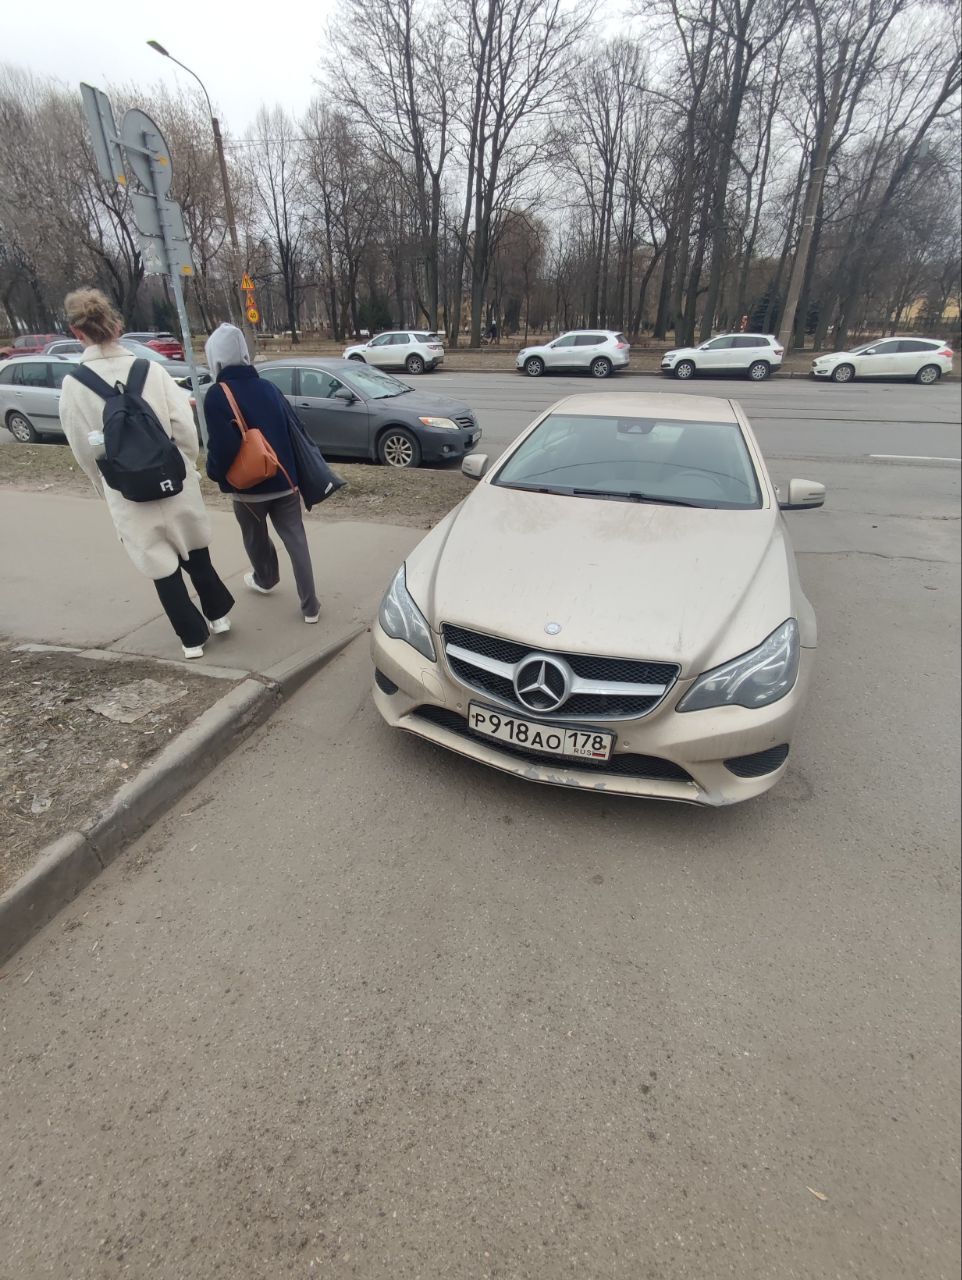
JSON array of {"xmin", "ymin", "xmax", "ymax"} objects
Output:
[
  {"xmin": 121, "ymin": 331, "xmax": 185, "ymax": 360},
  {"xmin": 219, "ymin": 358, "xmax": 482, "ymax": 469}
]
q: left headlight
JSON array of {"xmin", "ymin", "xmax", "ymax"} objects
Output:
[
  {"xmin": 677, "ymin": 619, "xmax": 799, "ymax": 712},
  {"xmin": 418, "ymin": 416, "xmax": 459, "ymax": 430},
  {"xmin": 378, "ymin": 565, "xmax": 436, "ymax": 661}
]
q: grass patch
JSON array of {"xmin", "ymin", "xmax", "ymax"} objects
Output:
[{"xmin": 0, "ymin": 443, "xmax": 472, "ymax": 529}]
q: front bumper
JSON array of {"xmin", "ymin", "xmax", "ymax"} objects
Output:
[
  {"xmin": 371, "ymin": 622, "xmax": 814, "ymax": 806},
  {"xmin": 417, "ymin": 425, "xmax": 482, "ymax": 464},
  {"xmin": 811, "ymin": 364, "xmax": 832, "ymax": 378}
]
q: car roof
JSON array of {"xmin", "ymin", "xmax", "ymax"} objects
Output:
[
  {"xmin": 3, "ymin": 353, "xmax": 79, "ymax": 364},
  {"xmin": 551, "ymin": 392, "xmax": 739, "ymax": 423},
  {"xmin": 258, "ymin": 357, "xmax": 378, "ymax": 371}
]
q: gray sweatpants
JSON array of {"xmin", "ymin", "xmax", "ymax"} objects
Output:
[{"xmin": 233, "ymin": 492, "xmax": 320, "ymax": 617}]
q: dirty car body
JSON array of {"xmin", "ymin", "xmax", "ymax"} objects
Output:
[{"xmin": 371, "ymin": 392, "xmax": 824, "ymax": 806}]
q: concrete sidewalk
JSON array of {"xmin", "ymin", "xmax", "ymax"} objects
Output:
[{"xmin": 1, "ymin": 491, "xmax": 421, "ymax": 672}]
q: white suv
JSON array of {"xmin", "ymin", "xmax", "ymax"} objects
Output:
[
  {"xmin": 343, "ymin": 330, "xmax": 444, "ymax": 375},
  {"xmin": 516, "ymin": 330, "xmax": 630, "ymax": 378},
  {"xmin": 661, "ymin": 334, "xmax": 783, "ymax": 381},
  {"xmin": 811, "ymin": 338, "xmax": 954, "ymax": 384}
]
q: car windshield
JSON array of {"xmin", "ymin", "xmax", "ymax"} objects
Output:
[
  {"xmin": 493, "ymin": 413, "xmax": 762, "ymax": 509},
  {"xmin": 342, "ymin": 365, "xmax": 411, "ymax": 398}
]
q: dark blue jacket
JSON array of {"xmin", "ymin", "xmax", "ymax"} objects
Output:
[{"xmin": 205, "ymin": 364, "xmax": 299, "ymax": 496}]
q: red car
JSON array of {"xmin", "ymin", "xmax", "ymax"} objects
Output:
[
  {"xmin": 0, "ymin": 333, "xmax": 65, "ymax": 360},
  {"xmin": 121, "ymin": 331, "xmax": 185, "ymax": 360}
]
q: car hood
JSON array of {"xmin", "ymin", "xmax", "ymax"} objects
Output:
[
  {"xmin": 369, "ymin": 390, "xmax": 475, "ymax": 419},
  {"xmin": 662, "ymin": 347, "xmax": 695, "ymax": 358},
  {"xmin": 405, "ymin": 483, "xmax": 800, "ymax": 676}
]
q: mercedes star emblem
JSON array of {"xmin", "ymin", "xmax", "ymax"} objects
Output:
[{"xmin": 513, "ymin": 653, "xmax": 572, "ymax": 713}]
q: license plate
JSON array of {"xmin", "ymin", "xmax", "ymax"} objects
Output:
[{"xmin": 467, "ymin": 703, "xmax": 614, "ymax": 761}]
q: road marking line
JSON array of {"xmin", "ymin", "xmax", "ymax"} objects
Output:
[{"xmin": 869, "ymin": 454, "xmax": 961, "ymax": 462}]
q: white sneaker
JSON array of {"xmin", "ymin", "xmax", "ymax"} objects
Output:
[
  {"xmin": 208, "ymin": 616, "xmax": 231, "ymax": 635},
  {"xmin": 244, "ymin": 572, "xmax": 273, "ymax": 595},
  {"xmin": 182, "ymin": 644, "xmax": 205, "ymax": 659},
  {"xmin": 303, "ymin": 612, "xmax": 320, "ymax": 624}
]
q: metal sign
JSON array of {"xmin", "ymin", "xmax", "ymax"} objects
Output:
[
  {"xmin": 121, "ymin": 108, "xmax": 173, "ymax": 197},
  {"xmin": 247, "ymin": 307, "xmax": 260, "ymax": 324},
  {"xmin": 241, "ymin": 274, "xmax": 255, "ymax": 291},
  {"xmin": 80, "ymin": 83, "xmax": 126, "ymax": 186}
]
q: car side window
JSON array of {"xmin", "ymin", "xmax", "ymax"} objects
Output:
[
  {"xmin": 299, "ymin": 370, "xmax": 342, "ymax": 399},
  {"xmin": 260, "ymin": 367, "xmax": 295, "ymax": 396},
  {"xmin": 49, "ymin": 364, "xmax": 75, "ymax": 389},
  {"xmin": 0, "ymin": 364, "xmax": 17, "ymax": 385},
  {"xmin": 389, "ymin": 334, "xmax": 410, "ymax": 346},
  {"xmin": 734, "ymin": 336, "xmax": 764, "ymax": 348},
  {"xmin": 897, "ymin": 339, "xmax": 932, "ymax": 353},
  {"xmin": 870, "ymin": 340, "xmax": 899, "ymax": 355},
  {"xmin": 704, "ymin": 337, "xmax": 734, "ymax": 350},
  {"xmin": 368, "ymin": 334, "xmax": 390, "ymax": 347},
  {"xmin": 574, "ymin": 334, "xmax": 604, "ymax": 346},
  {"xmin": 553, "ymin": 335, "xmax": 577, "ymax": 348},
  {"xmin": 19, "ymin": 362, "xmax": 51, "ymax": 388}
]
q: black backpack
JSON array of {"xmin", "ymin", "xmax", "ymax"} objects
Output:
[{"xmin": 69, "ymin": 359, "xmax": 186, "ymax": 502}]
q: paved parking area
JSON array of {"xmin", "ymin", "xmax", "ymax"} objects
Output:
[{"xmin": 1, "ymin": 378, "xmax": 959, "ymax": 1278}]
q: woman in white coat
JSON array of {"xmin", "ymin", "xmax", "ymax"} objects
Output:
[{"xmin": 58, "ymin": 288, "xmax": 234, "ymax": 659}]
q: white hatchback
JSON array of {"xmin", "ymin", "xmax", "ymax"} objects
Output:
[
  {"xmin": 661, "ymin": 334, "xmax": 783, "ymax": 381},
  {"xmin": 343, "ymin": 331, "xmax": 444, "ymax": 375},
  {"xmin": 811, "ymin": 338, "xmax": 954, "ymax": 384}
]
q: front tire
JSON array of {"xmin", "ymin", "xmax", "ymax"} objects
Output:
[
  {"xmin": 524, "ymin": 356, "xmax": 545, "ymax": 377},
  {"xmin": 7, "ymin": 412, "xmax": 39, "ymax": 443},
  {"xmin": 378, "ymin": 427, "xmax": 421, "ymax": 469},
  {"xmin": 348, "ymin": 353, "xmax": 365, "ymax": 362},
  {"xmin": 916, "ymin": 364, "xmax": 941, "ymax": 385},
  {"xmin": 590, "ymin": 356, "xmax": 613, "ymax": 379},
  {"xmin": 674, "ymin": 360, "xmax": 695, "ymax": 380},
  {"xmin": 747, "ymin": 360, "xmax": 770, "ymax": 381},
  {"xmin": 831, "ymin": 363, "xmax": 855, "ymax": 383},
  {"xmin": 405, "ymin": 354, "xmax": 426, "ymax": 375}
]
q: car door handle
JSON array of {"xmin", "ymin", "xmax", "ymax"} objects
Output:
[{"xmin": 297, "ymin": 402, "xmax": 311, "ymax": 408}]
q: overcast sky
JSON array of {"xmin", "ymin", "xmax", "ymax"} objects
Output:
[{"xmin": 3, "ymin": 0, "xmax": 333, "ymax": 132}]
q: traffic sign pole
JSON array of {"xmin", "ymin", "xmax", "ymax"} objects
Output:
[{"xmin": 80, "ymin": 87, "xmax": 208, "ymax": 438}]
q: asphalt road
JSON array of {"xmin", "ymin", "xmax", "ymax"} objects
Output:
[
  {"xmin": 425, "ymin": 370, "xmax": 962, "ymax": 463},
  {"xmin": 1, "ymin": 382, "xmax": 960, "ymax": 1279}
]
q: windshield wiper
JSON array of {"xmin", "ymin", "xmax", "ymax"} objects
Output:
[{"xmin": 571, "ymin": 488, "xmax": 702, "ymax": 508}]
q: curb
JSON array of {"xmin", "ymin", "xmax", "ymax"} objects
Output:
[
  {"xmin": 0, "ymin": 627, "xmax": 365, "ymax": 965},
  {"xmin": 431, "ymin": 366, "xmax": 817, "ymax": 378}
]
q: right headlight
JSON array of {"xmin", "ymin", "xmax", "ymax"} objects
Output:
[
  {"xmin": 378, "ymin": 565, "xmax": 436, "ymax": 661},
  {"xmin": 677, "ymin": 619, "xmax": 799, "ymax": 712}
]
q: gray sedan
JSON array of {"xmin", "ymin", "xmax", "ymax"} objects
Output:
[{"xmin": 231, "ymin": 358, "xmax": 481, "ymax": 468}]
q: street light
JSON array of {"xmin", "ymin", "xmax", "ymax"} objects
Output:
[{"xmin": 147, "ymin": 39, "xmax": 253, "ymax": 352}]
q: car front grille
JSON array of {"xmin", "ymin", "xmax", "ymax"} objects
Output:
[
  {"xmin": 442, "ymin": 624, "xmax": 679, "ymax": 721},
  {"xmin": 452, "ymin": 414, "xmax": 475, "ymax": 431},
  {"xmin": 724, "ymin": 744, "xmax": 789, "ymax": 778},
  {"xmin": 411, "ymin": 705, "xmax": 694, "ymax": 782}
]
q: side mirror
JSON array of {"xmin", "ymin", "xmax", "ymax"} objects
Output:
[
  {"xmin": 779, "ymin": 479, "xmax": 825, "ymax": 511},
  {"xmin": 462, "ymin": 453, "xmax": 489, "ymax": 480},
  {"xmin": 864, "ymin": 348, "xmax": 877, "ymax": 356},
  {"xmin": 334, "ymin": 386, "xmax": 356, "ymax": 402}
]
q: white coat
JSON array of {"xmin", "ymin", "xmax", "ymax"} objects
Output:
[{"xmin": 59, "ymin": 342, "xmax": 213, "ymax": 580}]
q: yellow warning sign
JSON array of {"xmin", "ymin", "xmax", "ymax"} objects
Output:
[
  {"xmin": 241, "ymin": 274, "xmax": 254, "ymax": 291},
  {"xmin": 247, "ymin": 307, "xmax": 260, "ymax": 324}
]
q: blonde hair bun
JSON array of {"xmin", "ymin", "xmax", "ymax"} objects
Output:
[{"xmin": 64, "ymin": 288, "xmax": 123, "ymax": 345}]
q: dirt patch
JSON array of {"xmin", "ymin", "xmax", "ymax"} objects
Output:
[
  {"xmin": 0, "ymin": 445, "xmax": 472, "ymax": 530},
  {"xmin": 0, "ymin": 647, "xmax": 231, "ymax": 896}
]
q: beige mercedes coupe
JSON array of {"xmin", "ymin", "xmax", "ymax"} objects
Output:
[{"xmin": 372, "ymin": 392, "xmax": 825, "ymax": 805}]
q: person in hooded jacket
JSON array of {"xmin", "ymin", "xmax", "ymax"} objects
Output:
[{"xmin": 203, "ymin": 324, "xmax": 320, "ymax": 623}]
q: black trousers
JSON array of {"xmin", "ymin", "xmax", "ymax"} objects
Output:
[{"xmin": 154, "ymin": 548, "xmax": 234, "ymax": 648}]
